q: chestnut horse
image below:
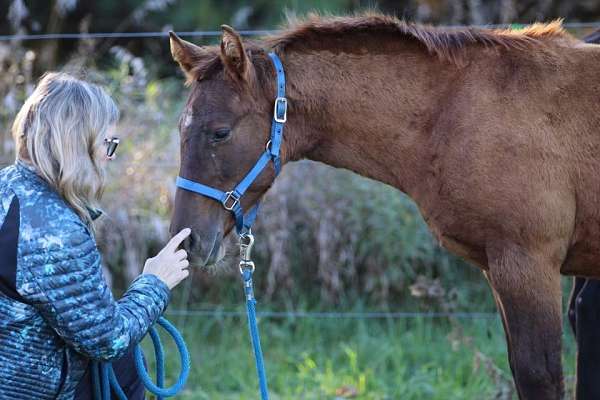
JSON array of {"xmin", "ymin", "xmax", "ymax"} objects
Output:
[{"xmin": 168, "ymin": 14, "xmax": 600, "ymax": 399}]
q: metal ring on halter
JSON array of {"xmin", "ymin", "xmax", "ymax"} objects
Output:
[
  {"xmin": 265, "ymin": 140, "xmax": 272, "ymax": 152},
  {"xmin": 222, "ymin": 191, "xmax": 240, "ymax": 211}
]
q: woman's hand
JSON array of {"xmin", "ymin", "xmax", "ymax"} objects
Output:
[{"xmin": 143, "ymin": 228, "xmax": 191, "ymax": 289}]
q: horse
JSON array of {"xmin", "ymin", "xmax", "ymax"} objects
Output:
[{"xmin": 168, "ymin": 14, "xmax": 600, "ymax": 399}]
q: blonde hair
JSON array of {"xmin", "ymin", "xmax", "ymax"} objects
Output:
[{"xmin": 12, "ymin": 72, "xmax": 119, "ymax": 225}]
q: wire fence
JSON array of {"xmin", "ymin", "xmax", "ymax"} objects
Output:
[
  {"xmin": 1, "ymin": 21, "xmax": 600, "ymax": 41},
  {"xmin": 165, "ymin": 309, "xmax": 499, "ymax": 319},
  {"xmin": 0, "ymin": 23, "xmax": 582, "ymax": 323},
  {"xmin": 0, "ymin": 30, "xmax": 275, "ymax": 41}
]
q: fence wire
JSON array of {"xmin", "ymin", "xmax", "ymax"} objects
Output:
[
  {"xmin": 165, "ymin": 309, "xmax": 498, "ymax": 319},
  {"xmin": 1, "ymin": 21, "xmax": 599, "ymax": 41}
]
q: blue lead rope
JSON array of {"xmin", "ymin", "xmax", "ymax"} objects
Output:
[
  {"xmin": 243, "ymin": 268, "xmax": 269, "ymax": 400},
  {"xmin": 91, "ymin": 316, "xmax": 190, "ymax": 400}
]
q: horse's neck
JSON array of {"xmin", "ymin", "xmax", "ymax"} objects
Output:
[{"xmin": 283, "ymin": 46, "xmax": 454, "ymax": 196}]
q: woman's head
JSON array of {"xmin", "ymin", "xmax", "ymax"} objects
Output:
[{"xmin": 12, "ymin": 72, "xmax": 119, "ymax": 224}]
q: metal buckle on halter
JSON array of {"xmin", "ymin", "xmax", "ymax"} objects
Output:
[
  {"xmin": 273, "ymin": 97, "xmax": 287, "ymax": 123},
  {"xmin": 222, "ymin": 191, "xmax": 240, "ymax": 211}
]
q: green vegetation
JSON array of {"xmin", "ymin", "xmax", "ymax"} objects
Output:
[
  {"xmin": 0, "ymin": 2, "xmax": 594, "ymax": 398},
  {"xmin": 142, "ymin": 315, "xmax": 578, "ymax": 399}
]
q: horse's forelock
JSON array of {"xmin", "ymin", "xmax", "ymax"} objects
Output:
[{"xmin": 184, "ymin": 47, "xmax": 222, "ymax": 85}]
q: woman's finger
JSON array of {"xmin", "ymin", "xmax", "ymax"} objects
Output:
[
  {"xmin": 165, "ymin": 228, "xmax": 191, "ymax": 252},
  {"xmin": 178, "ymin": 260, "xmax": 189, "ymax": 268},
  {"xmin": 174, "ymin": 249, "xmax": 188, "ymax": 261}
]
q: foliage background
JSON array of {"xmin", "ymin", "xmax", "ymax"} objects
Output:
[{"xmin": 0, "ymin": 1, "xmax": 595, "ymax": 398}]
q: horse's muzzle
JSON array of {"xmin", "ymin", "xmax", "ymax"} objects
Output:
[{"xmin": 182, "ymin": 229, "xmax": 224, "ymax": 267}]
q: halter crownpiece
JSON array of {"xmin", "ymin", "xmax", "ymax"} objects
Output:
[{"xmin": 175, "ymin": 52, "xmax": 287, "ymax": 235}]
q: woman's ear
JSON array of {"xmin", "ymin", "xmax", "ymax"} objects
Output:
[{"xmin": 220, "ymin": 25, "xmax": 252, "ymax": 82}]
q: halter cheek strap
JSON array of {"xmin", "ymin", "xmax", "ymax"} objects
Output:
[{"xmin": 175, "ymin": 52, "xmax": 287, "ymax": 235}]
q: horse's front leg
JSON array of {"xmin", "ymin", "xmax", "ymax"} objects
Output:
[{"xmin": 486, "ymin": 242, "xmax": 564, "ymax": 400}]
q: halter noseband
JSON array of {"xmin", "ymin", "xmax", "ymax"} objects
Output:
[{"xmin": 175, "ymin": 52, "xmax": 287, "ymax": 235}]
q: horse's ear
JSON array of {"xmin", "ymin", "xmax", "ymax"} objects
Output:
[
  {"xmin": 220, "ymin": 25, "xmax": 250, "ymax": 81},
  {"xmin": 169, "ymin": 32, "xmax": 207, "ymax": 78}
]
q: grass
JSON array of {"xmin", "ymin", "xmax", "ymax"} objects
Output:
[{"xmin": 140, "ymin": 313, "xmax": 578, "ymax": 400}]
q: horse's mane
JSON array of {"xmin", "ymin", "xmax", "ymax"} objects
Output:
[
  {"xmin": 188, "ymin": 14, "xmax": 570, "ymax": 83},
  {"xmin": 267, "ymin": 13, "xmax": 570, "ymax": 62}
]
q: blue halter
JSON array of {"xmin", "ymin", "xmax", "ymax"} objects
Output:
[{"xmin": 175, "ymin": 52, "xmax": 287, "ymax": 235}]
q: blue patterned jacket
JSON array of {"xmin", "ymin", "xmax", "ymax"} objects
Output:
[{"xmin": 0, "ymin": 162, "xmax": 171, "ymax": 399}]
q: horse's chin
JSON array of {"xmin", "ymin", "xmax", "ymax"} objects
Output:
[{"xmin": 205, "ymin": 244, "xmax": 227, "ymax": 268}]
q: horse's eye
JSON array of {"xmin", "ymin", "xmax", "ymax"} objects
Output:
[{"xmin": 213, "ymin": 128, "xmax": 231, "ymax": 142}]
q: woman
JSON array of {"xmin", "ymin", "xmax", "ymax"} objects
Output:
[{"xmin": 0, "ymin": 72, "xmax": 191, "ymax": 399}]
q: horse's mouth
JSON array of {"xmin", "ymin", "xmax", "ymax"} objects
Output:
[
  {"xmin": 206, "ymin": 243, "xmax": 226, "ymax": 267},
  {"xmin": 192, "ymin": 232, "xmax": 225, "ymax": 267}
]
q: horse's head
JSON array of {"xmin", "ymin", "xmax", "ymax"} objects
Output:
[{"xmin": 169, "ymin": 26, "xmax": 278, "ymax": 266}]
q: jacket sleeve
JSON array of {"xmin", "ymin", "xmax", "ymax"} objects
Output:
[{"xmin": 18, "ymin": 216, "xmax": 170, "ymax": 361}]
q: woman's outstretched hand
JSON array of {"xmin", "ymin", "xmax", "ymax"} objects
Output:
[{"xmin": 143, "ymin": 228, "xmax": 191, "ymax": 289}]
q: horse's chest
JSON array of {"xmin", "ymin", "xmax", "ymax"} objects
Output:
[{"xmin": 417, "ymin": 203, "xmax": 488, "ymax": 269}]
